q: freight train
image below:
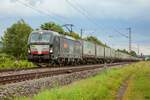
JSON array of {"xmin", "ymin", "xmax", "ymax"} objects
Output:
[{"xmin": 27, "ymin": 30, "xmax": 140, "ymax": 66}]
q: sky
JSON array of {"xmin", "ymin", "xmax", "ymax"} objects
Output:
[{"xmin": 0, "ymin": 0, "xmax": 150, "ymax": 55}]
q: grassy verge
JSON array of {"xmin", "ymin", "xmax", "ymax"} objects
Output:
[
  {"xmin": 0, "ymin": 53, "xmax": 35, "ymax": 70},
  {"xmin": 123, "ymin": 62, "xmax": 150, "ymax": 100},
  {"xmin": 16, "ymin": 62, "xmax": 146, "ymax": 100}
]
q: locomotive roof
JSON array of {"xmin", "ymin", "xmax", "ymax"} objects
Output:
[
  {"xmin": 31, "ymin": 30, "xmax": 77, "ymax": 41},
  {"xmin": 31, "ymin": 30, "xmax": 60, "ymax": 36}
]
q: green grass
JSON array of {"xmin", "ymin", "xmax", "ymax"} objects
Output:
[
  {"xmin": 0, "ymin": 53, "xmax": 35, "ymax": 70},
  {"xmin": 123, "ymin": 62, "xmax": 150, "ymax": 100},
  {"xmin": 16, "ymin": 62, "xmax": 145, "ymax": 100}
]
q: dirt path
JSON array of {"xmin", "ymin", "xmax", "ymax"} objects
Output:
[{"xmin": 116, "ymin": 76, "xmax": 131, "ymax": 100}]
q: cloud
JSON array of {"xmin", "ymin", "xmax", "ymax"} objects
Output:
[
  {"xmin": 78, "ymin": 0, "xmax": 150, "ymax": 20},
  {"xmin": 0, "ymin": 0, "xmax": 77, "ymax": 18},
  {"xmin": 0, "ymin": 0, "xmax": 150, "ymax": 20},
  {"xmin": 0, "ymin": 0, "xmax": 40, "ymax": 17}
]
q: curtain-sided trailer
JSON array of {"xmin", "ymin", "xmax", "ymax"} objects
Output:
[
  {"xmin": 82, "ymin": 40, "xmax": 96, "ymax": 58},
  {"xmin": 110, "ymin": 49, "xmax": 116, "ymax": 59},
  {"xmin": 82, "ymin": 40, "xmax": 96, "ymax": 63},
  {"xmin": 104, "ymin": 47, "xmax": 111, "ymax": 58},
  {"xmin": 96, "ymin": 45, "xmax": 105, "ymax": 58}
]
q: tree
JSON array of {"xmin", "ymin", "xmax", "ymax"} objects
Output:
[
  {"xmin": 70, "ymin": 32, "xmax": 80, "ymax": 39},
  {"xmin": 130, "ymin": 50, "xmax": 137, "ymax": 57},
  {"xmin": 0, "ymin": 41, "xmax": 2, "ymax": 48},
  {"xmin": 117, "ymin": 49, "xmax": 137, "ymax": 57},
  {"xmin": 85, "ymin": 36, "xmax": 106, "ymax": 47},
  {"xmin": 2, "ymin": 19, "xmax": 33, "ymax": 59},
  {"xmin": 40, "ymin": 22, "xmax": 64, "ymax": 34},
  {"xmin": 64, "ymin": 32, "xmax": 81, "ymax": 39},
  {"xmin": 117, "ymin": 49, "xmax": 130, "ymax": 54},
  {"xmin": 0, "ymin": 40, "xmax": 2, "ymax": 53}
]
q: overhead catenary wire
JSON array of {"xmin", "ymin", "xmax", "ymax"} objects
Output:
[
  {"xmin": 65, "ymin": 0, "xmax": 112, "ymax": 45},
  {"xmin": 65, "ymin": 0, "xmax": 106, "ymax": 32},
  {"xmin": 16, "ymin": 0, "xmax": 66, "ymax": 24},
  {"xmin": 70, "ymin": 0, "xmax": 129, "ymax": 39},
  {"xmin": 66, "ymin": 0, "xmax": 132, "ymax": 51}
]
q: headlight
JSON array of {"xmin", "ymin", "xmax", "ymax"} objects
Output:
[
  {"xmin": 28, "ymin": 49, "xmax": 31, "ymax": 53},
  {"xmin": 49, "ymin": 49, "xmax": 53, "ymax": 53}
]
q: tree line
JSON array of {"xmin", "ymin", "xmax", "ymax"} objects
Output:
[
  {"xmin": 0, "ymin": 19, "xmax": 137, "ymax": 59},
  {"xmin": 117, "ymin": 49, "xmax": 137, "ymax": 57}
]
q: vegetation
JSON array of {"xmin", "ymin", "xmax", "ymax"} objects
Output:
[
  {"xmin": 0, "ymin": 41, "xmax": 2, "ymax": 47},
  {"xmin": 0, "ymin": 53, "xmax": 35, "ymax": 70},
  {"xmin": 123, "ymin": 62, "xmax": 150, "ymax": 100},
  {"xmin": 117, "ymin": 49, "xmax": 129, "ymax": 54},
  {"xmin": 65, "ymin": 32, "xmax": 81, "ymax": 39},
  {"xmin": 1, "ymin": 19, "xmax": 33, "ymax": 59},
  {"xmin": 0, "ymin": 41, "xmax": 2, "ymax": 52},
  {"xmin": 117, "ymin": 49, "xmax": 137, "ymax": 57},
  {"xmin": 17, "ymin": 62, "xmax": 148, "ymax": 100},
  {"xmin": 145, "ymin": 56, "xmax": 150, "ymax": 61},
  {"xmin": 85, "ymin": 36, "xmax": 107, "ymax": 47},
  {"xmin": 40, "ymin": 22, "xmax": 64, "ymax": 34},
  {"xmin": 0, "ymin": 20, "xmax": 35, "ymax": 70},
  {"xmin": 129, "ymin": 50, "xmax": 137, "ymax": 57}
]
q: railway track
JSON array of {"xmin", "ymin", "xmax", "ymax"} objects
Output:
[{"xmin": 0, "ymin": 62, "xmax": 131, "ymax": 85}]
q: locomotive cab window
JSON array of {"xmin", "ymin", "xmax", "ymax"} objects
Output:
[{"xmin": 29, "ymin": 32, "xmax": 51, "ymax": 43}]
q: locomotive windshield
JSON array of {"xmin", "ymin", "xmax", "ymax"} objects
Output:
[{"xmin": 30, "ymin": 32, "xmax": 51, "ymax": 43}]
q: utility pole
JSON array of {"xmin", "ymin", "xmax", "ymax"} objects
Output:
[
  {"xmin": 80, "ymin": 28, "xmax": 83, "ymax": 39},
  {"xmin": 104, "ymin": 43, "xmax": 108, "ymax": 72},
  {"xmin": 138, "ymin": 44, "xmax": 140, "ymax": 55},
  {"xmin": 62, "ymin": 24, "xmax": 74, "ymax": 33},
  {"xmin": 80, "ymin": 29, "xmax": 83, "ymax": 58},
  {"xmin": 127, "ymin": 27, "xmax": 132, "ymax": 52}
]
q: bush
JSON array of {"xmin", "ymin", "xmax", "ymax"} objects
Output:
[{"xmin": 0, "ymin": 53, "xmax": 35, "ymax": 70}]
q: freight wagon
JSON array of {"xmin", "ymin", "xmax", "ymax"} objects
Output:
[{"xmin": 82, "ymin": 40, "xmax": 96, "ymax": 63}]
